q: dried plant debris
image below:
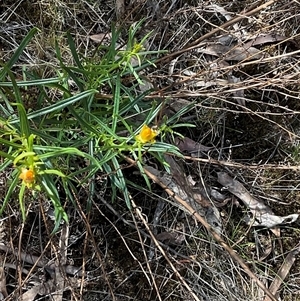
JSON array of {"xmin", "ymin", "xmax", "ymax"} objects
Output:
[
  {"xmin": 20, "ymin": 278, "xmax": 80, "ymax": 301},
  {"xmin": 20, "ymin": 279, "xmax": 55, "ymax": 301},
  {"xmin": 145, "ymin": 155, "xmax": 223, "ymax": 234},
  {"xmin": 196, "ymin": 43, "xmax": 264, "ymax": 62},
  {"xmin": 217, "ymin": 172, "xmax": 299, "ymax": 228},
  {"xmin": 89, "ymin": 32, "xmax": 113, "ymax": 44},
  {"xmin": 0, "ymin": 243, "xmax": 82, "ymax": 277},
  {"xmin": 263, "ymin": 242, "xmax": 300, "ymax": 301},
  {"xmin": 175, "ymin": 136, "xmax": 213, "ymax": 156},
  {"xmin": 0, "ymin": 267, "xmax": 8, "ymax": 300}
]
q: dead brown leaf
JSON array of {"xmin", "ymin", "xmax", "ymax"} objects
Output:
[
  {"xmin": 89, "ymin": 32, "xmax": 112, "ymax": 44},
  {"xmin": 217, "ymin": 172, "xmax": 299, "ymax": 228},
  {"xmin": 198, "ymin": 44, "xmax": 264, "ymax": 61},
  {"xmin": 244, "ymin": 34, "xmax": 286, "ymax": 48},
  {"xmin": 175, "ymin": 137, "xmax": 213, "ymax": 156}
]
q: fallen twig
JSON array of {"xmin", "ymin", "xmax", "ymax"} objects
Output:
[{"xmin": 183, "ymin": 155, "xmax": 300, "ymax": 171}]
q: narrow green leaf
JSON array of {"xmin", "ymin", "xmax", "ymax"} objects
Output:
[
  {"xmin": 55, "ymin": 38, "xmax": 85, "ymax": 91},
  {"xmin": 13, "ymin": 151, "xmax": 36, "ymax": 166},
  {"xmin": 0, "ymin": 28, "xmax": 39, "ymax": 80},
  {"xmin": 0, "ymin": 175, "xmax": 19, "ymax": 216},
  {"xmin": 5, "ymin": 67, "xmax": 30, "ymax": 138},
  {"xmin": 112, "ymin": 75, "xmax": 121, "ymax": 132},
  {"xmin": 67, "ymin": 105, "xmax": 100, "ymax": 136},
  {"xmin": 12, "ymin": 103, "xmax": 30, "ymax": 139},
  {"xmin": 111, "ymin": 156, "xmax": 131, "ymax": 208},
  {"xmin": 67, "ymin": 31, "xmax": 84, "ymax": 70},
  {"xmin": 19, "ymin": 184, "xmax": 27, "ymax": 221},
  {"xmin": 0, "ymin": 78, "xmax": 61, "ymax": 87},
  {"xmin": 0, "ymin": 149, "xmax": 17, "ymax": 161},
  {"xmin": 10, "ymin": 89, "xmax": 97, "ymax": 123},
  {"xmin": 40, "ymin": 175, "xmax": 68, "ymax": 232}
]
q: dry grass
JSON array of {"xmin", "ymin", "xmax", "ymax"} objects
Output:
[{"xmin": 1, "ymin": 0, "xmax": 300, "ymax": 300}]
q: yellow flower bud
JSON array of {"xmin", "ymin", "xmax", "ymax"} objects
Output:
[
  {"xmin": 19, "ymin": 168, "xmax": 35, "ymax": 184},
  {"xmin": 135, "ymin": 125, "xmax": 158, "ymax": 144}
]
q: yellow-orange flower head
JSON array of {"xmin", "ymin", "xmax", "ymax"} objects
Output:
[
  {"xmin": 19, "ymin": 168, "xmax": 35, "ymax": 184},
  {"xmin": 135, "ymin": 125, "xmax": 158, "ymax": 144}
]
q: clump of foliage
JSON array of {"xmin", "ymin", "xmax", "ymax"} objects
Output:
[{"xmin": 0, "ymin": 23, "xmax": 192, "ymax": 231}]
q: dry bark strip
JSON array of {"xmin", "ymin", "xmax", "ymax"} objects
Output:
[{"xmin": 124, "ymin": 156, "xmax": 278, "ymax": 301}]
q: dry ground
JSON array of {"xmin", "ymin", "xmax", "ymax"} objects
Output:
[{"xmin": 1, "ymin": 0, "xmax": 300, "ymax": 300}]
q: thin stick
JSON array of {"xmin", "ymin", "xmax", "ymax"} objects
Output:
[{"xmin": 182, "ymin": 155, "xmax": 300, "ymax": 171}]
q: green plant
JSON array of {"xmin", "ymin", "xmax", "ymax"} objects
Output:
[{"xmin": 0, "ymin": 22, "xmax": 194, "ymax": 230}]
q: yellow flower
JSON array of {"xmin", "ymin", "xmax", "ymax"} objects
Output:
[
  {"xmin": 135, "ymin": 125, "xmax": 158, "ymax": 144},
  {"xmin": 19, "ymin": 168, "xmax": 35, "ymax": 185}
]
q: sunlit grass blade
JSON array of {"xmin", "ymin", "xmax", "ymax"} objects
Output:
[
  {"xmin": 12, "ymin": 103, "xmax": 30, "ymax": 139},
  {"xmin": 40, "ymin": 175, "xmax": 69, "ymax": 232},
  {"xmin": 10, "ymin": 89, "xmax": 97, "ymax": 123},
  {"xmin": 166, "ymin": 102, "xmax": 196, "ymax": 124},
  {"xmin": 146, "ymin": 142, "xmax": 183, "ymax": 156},
  {"xmin": 143, "ymin": 101, "xmax": 163, "ymax": 124},
  {"xmin": 111, "ymin": 156, "xmax": 131, "ymax": 208},
  {"xmin": 111, "ymin": 75, "xmax": 121, "ymax": 133},
  {"xmin": 37, "ymin": 146, "xmax": 103, "ymax": 170},
  {"xmin": 0, "ymin": 78, "xmax": 61, "ymax": 87},
  {"xmin": 19, "ymin": 184, "xmax": 26, "ymax": 221},
  {"xmin": 170, "ymin": 123, "xmax": 196, "ymax": 129}
]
